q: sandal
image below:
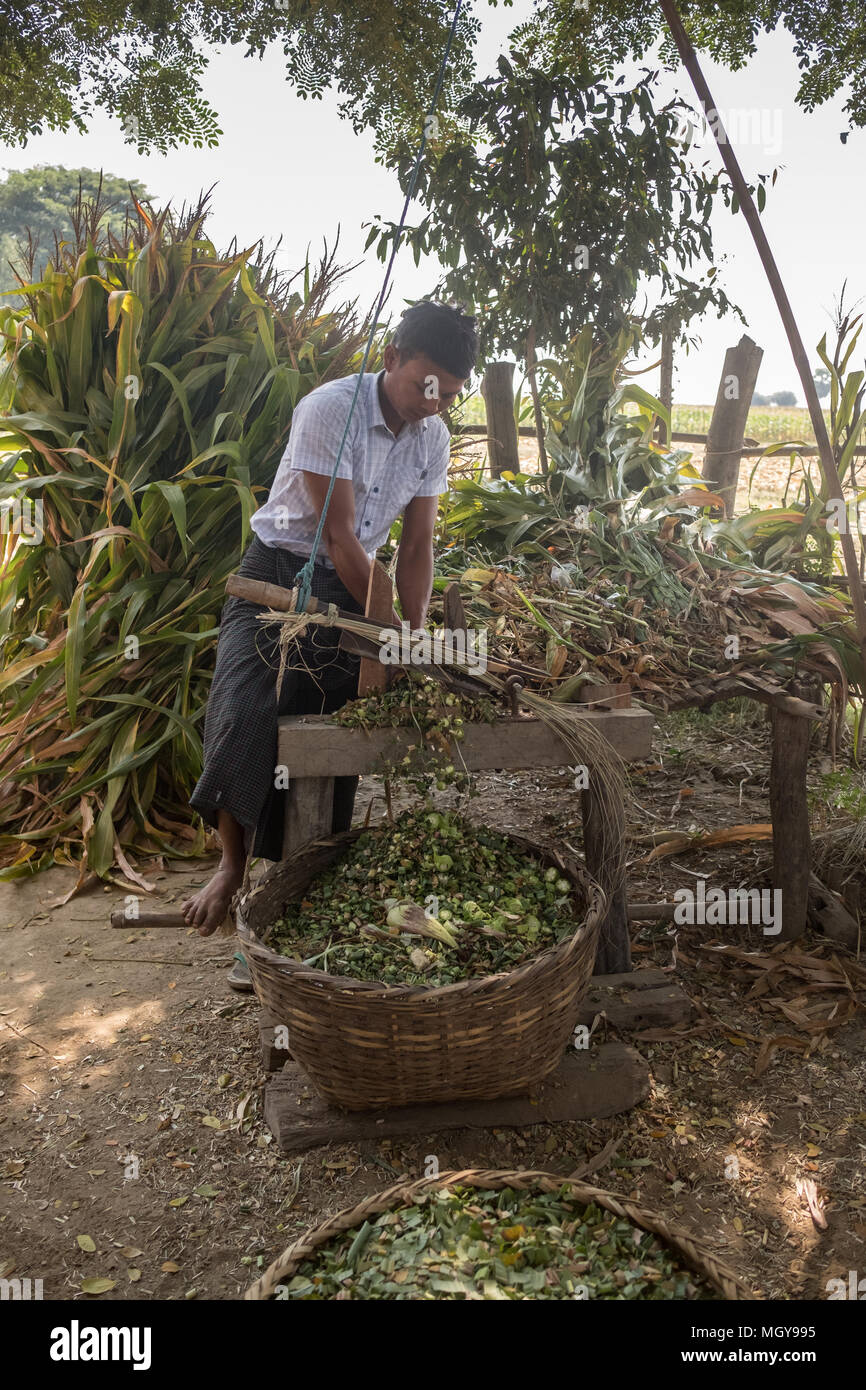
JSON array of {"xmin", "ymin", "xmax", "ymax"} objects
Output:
[{"xmin": 227, "ymin": 951, "xmax": 254, "ymax": 993}]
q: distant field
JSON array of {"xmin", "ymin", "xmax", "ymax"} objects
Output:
[
  {"xmin": 669, "ymin": 404, "xmax": 821, "ymax": 446},
  {"xmin": 456, "ymin": 396, "xmax": 824, "ymax": 446}
]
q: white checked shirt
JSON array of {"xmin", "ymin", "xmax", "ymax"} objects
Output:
[{"xmin": 250, "ymin": 370, "xmax": 450, "ymax": 566}]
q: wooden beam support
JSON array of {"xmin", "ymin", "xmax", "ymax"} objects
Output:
[
  {"xmin": 282, "ymin": 775, "xmax": 335, "ymax": 859},
  {"xmin": 276, "ymin": 709, "xmax": 653, "ymax": 778}
]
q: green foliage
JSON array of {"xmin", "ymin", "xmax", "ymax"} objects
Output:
[
  {"xmin": 810, "ymin": 768, "xmax": 866, "ymax": 820},
  {"xmin": 520, "ymin": 1, "xmax": 866, "ymax": 130},
  {"xmin": 7, "ymin": 3, "xmax": 866, "ymax": 153},
  {"xmin": 0, "ymin": 1, "xmax": 478, "ymax": 156},
  {"xmin": 373, "ymin": 51, "xmax": 742, "ymax": 365},
  {"xmin": 0, "ymin": 166, "xmax": 151, "ymax": 281},
  {"xmin": 0, "ymin": 200, "xmax": 375, "ymax": 879},
  {"xmin": 442, "ymin": 329, "xmax": 708, "ymax": 584}
]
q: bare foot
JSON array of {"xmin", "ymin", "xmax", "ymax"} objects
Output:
[{"xmin": 181, "ymin": 864, "xmax": 244, "ymax": 936}]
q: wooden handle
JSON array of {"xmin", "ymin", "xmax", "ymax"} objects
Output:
[
  {"xmin": 110, "ymin": 910, "xmax": 190, "ymax": 929},
  {"xmin": 226, "ymin": 575, "xmax": 298, "ymax": 611}
]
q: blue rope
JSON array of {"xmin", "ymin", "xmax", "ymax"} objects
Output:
[{"xmin": 294, "ymin": 0, "xmax": 465, "ymax": 614}]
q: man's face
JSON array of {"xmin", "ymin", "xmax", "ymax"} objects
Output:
[{"xmin": 382, "ymin": 344, "xmax": 467, "ymax": 424}]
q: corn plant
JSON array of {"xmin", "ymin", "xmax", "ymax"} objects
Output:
[
  {"xmin": 0, "ymin": 197, "xmax": 375, "ymax": 884},
  {"xmin": 718, "ymin": 309, "xmax": 866, "ymax": 578}
]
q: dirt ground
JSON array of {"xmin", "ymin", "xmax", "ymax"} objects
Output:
[{"xmin": 1, "ymin": 704, "xmax": 864, "ymax": 1302}]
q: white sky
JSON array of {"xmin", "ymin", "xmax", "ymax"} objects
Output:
[{"xmin": 1, "ymin": 3, "xmax": 863, "ymax": 405}]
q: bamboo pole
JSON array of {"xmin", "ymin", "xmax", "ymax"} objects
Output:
[{"xmin": 659, "ymin": 0, "xmax": 866, "ymax": 669}]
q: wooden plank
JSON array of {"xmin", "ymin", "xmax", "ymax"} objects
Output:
[
  {"xmin": 282, "ymin": 775, "xmax": 334, "ymax": 859},
  {"xmin": 576, "ymin": 681, "xmax": 632, "ymax": 710},
  {"xmin": 770, "ymin": 693, "xmax": 811, "ymax": 940},
  {"xmin": 264, "ymin": 1043, "xmax": 649, "ymax": 1149},
  {"xmin": 260, "ymin": 1008, "xmax": 293, "ymax": 1071},
  {"xmin": 277, "ymin": 709, "xmax": 653, "ymax": 776},
  {"xmin": 575, "ymin": 973, "xmax": 691, "ymax": 1031},
  {"xmin": 808, "ymin": 874, "xmax": 861, "ymax": 952},
  {"xmin": 358, "ymin": 557, "xmax": 393, "ymax": 696}
]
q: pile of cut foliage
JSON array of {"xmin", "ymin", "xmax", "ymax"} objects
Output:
[
  {"xmin": 268, "ymin": 807, "xmax": 580, "ymax": 988},
  {"xmin": 275, "ymin": 1184, "xmax": 717, "ymax": 1301},
  {"xmin": 0, "ymin": 196, "xmax": 375, "ymax": 884}
]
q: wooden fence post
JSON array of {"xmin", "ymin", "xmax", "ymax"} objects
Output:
[
  {"xmin": 701, "ymin": 335, "xmax": 763, "ymax": 516},
  {"xmin": 480, "ymin": 362, "xmax": 520, "ymax": 478},
  {"xmin": 658, "ymin": 325, "xmax": 674, "ymax": 447}
]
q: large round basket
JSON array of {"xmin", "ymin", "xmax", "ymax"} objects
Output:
[
  {"xmin": 245, "ymin": 1168, "xmax": 755, "ymax": 1300},
  {"xmin": 236, "ymin": 828, "xmax": 605, "ymax": 1111}
]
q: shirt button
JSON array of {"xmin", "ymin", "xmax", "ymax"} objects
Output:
[
  {"xmin": 364, "ymin": 520, "xmax": 371, "ymax": 527},
  {"xmin": 420, "ymin": 470, "xmax": 427, "ymax": 479},
  {"xmin": 373, "ymin": 486, "xmax": 379, "ymax": 493}
]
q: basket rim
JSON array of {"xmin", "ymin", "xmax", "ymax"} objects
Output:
[
  {"xmin": 244, "ymin": 1167, "xmax": 756, "ymax": 1302},
  {"xmin": 236, "ymin": 825, "xmax": 606, "ymax": 1003}
]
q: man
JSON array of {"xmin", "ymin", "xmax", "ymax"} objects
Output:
[{"xmin": 182, "ymin": 301, "xmax": 478, "ymax": 978}]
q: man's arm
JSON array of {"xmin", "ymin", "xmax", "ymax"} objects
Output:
[
  {"xmin": 395, "ymin": 493, "xmax": 438, "ymax": 630},
  {"xmin": 301, "ymin": 472, "xmax": 374, "ymax": 612}
]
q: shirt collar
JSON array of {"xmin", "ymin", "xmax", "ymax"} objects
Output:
[{"xmin": 368, "ymin": 370, "xmax": 427, "ymax": 435}]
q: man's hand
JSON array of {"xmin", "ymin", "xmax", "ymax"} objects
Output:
[{"xmin": 396, "ymin": 494, "xmax": 437, "ymax": 630}]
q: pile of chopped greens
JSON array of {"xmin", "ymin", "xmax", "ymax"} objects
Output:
[
  {"xmin": 267, "ymin": 808, "xmax": 580, "ymax": 987},
  {"xmin": 334, "ymin": 671, "xmax": 502, "ymax": 793},
  {"xmin": 277, "ymin": 1186, "xmax": 717, "ymax": 1300},
  {"xmin": 334, "ymin": 669, "xmax": 501, "ymax": 735}
]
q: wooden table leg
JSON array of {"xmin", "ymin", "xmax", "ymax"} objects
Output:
[
  {"xmin": 770, "ymin": 686, "xmax": 811, "ymax": 940},
  {"xmin": 282, "ymin": 777, "xmax": 335, "ymax": 859}
]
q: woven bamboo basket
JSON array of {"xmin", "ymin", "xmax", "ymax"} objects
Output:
[
  {"xmin": 236, "ymin": 828, "xmax": 605, "ymax": 1110},
  {"xmin": 245, "ymin": 1168, "xmax": 755, "ymax": 1300}
]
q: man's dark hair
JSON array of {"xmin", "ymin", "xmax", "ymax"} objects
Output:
[{"xmin": 392, "ymin": 300, "xmax": 478, "ymax": 379}]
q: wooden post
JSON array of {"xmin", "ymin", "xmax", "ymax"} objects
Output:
[
  {"xmin": 282, "ymin": 777, "xmax": 334, "ymax": 858},
  {"xmin": 769, "ymin": 687, "xmax": 812, "ymax": 941},
  {"xmin": 658, "ymin": 325, "xmax": 674, "ymax": 446},
  {"xmin": 442, "ymin": 580, "xmax": 467, "ymax": 633},
  {"xmin": 357, "ymin": 558, "xmax": 394, "ymax": 696},
  {"xmin": 701, "ymin": 335, "xmax": 763, "ymax": 517},
  {"xmin": 480, "ymin": 362, "xmax": 520, "ymax": 478}
]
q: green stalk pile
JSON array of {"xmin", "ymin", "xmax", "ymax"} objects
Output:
[
  {"xmin": 278, "ymin": 1186, "xmax": 716, "ymax": 1300},
  {"xmin": 0, "ymin": 198, "xmax": 374, "ymax": 883},
  {"xmin": 268, "ymin": 808, "xmax": 579, "ymax": 987}
]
